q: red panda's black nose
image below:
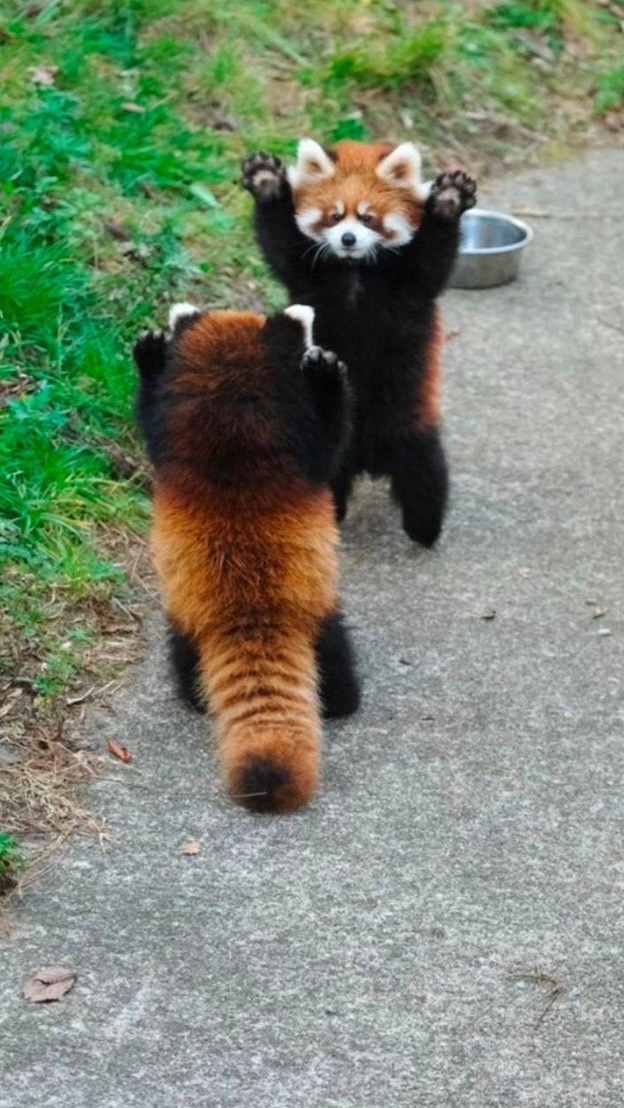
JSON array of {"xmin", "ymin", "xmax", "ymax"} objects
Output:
[{"xmin": 341, "ymin": 232, "xmax": 356, "ymax": 248}]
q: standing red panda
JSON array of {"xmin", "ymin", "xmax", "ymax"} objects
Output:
[
  {"xmin": 241, "ymin": 139, "xmax": 477, "ymax": 546},
  {"xmin": 133, "ymin": 302, "xmax": 359, "ymax": 813}
]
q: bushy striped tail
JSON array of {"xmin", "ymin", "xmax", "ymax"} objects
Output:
[{"xmin": 199, "ymin": 629, "xmax": 322, "ymax": 813}]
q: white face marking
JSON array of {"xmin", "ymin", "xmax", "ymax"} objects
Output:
[
  {"xmin": 294, "ymin": 206, "xmax": 323, "ymax": 241},
  {"xmin": 323, "ymin": 215, "xmax": 381, "ymax": 260},
  {"xmin": 284, "ymin": 304, "xmax": 315, "ymax": 347},
  {"xmin": 168, "ymin": 302, "xmax": 200, "ymax": 329},
  {"xmin": 382, "ymin": 211, "xmax": 414, "ymax": 247},
  {"xmin": 356, "ymin": 200, "xmax": 370, "ymax": 217},
  {"xmin": 334, "ymin": 199, "xmax": 345, "ymax": 217}
]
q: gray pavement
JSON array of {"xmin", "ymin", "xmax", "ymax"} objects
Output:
[{"xmin": 2, "ymin": 148, "xmax": 624, "ymax": 1107}]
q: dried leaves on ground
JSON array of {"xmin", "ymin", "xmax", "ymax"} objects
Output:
[
  {"xmin": 105, "ymin": 739, "xmax": 132, "ymax": 764},
  {"xmin": 181, "ymin": 839, "xmax": 201, "ymax": 855},
  {"xmin": 23, "ymin": 965, "xmax": 76, "ymax": 1003}
]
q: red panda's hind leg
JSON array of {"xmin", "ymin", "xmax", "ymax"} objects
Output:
[
  {"xmin": 315, "ymin": 607, "xmax": 360, "ymax": 719},
  {"xmin": 389, "ymin": 429, "xmax": 448, "ymax": 547},
  {"xmin": 167, "ymin": 619, "xmax": 206, "ymax": 714}
]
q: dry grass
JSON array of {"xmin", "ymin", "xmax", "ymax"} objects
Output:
[
  {"xmin": 0, "ymin": 727, "xmax": 102, "ymax": 838},
  {"xmin": 0, "ymin": 534, "xmax": 154, "ymax": 910}
]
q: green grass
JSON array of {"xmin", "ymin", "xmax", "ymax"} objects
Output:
[
  {"xmin": 0, "ymin": 832, "xmax": 24, "ymax": 891},
  {"xmin": 1, "ymin": 0, "xmax": 622, "ymax": 709}
]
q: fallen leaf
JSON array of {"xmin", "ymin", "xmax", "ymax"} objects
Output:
[
  {"xmin": 585, "ymin": 600, "xmax": 608, "ymax": 619},
  {"xmin": 23, "ymin": 966, "xmax": 76, "ymax": 1003},
  {"xmin": 181, "ymin": 839, "xmax": 200, "ymax": 855},
  {"xmin": 105, "ymin": 738, "xmax": 132, "ymax": 763},
  {"xmin": 27, "ymin": 63, "xmax": 58, "ymax": 87},
  {"xmin": 121, "ymin": 102, "xmax": 145, "ymax": 113},
  {"xmin": 481, "ymin": 609, "xmax": 496, "ymax": 621}
]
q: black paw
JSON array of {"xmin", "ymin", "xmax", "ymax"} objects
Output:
[
  {"xmin": 132, "ymin": 329, "xmax": 169, "ymax": 376},
  {"xmin": 429, "ymin": 170, "xmax": 477, "ymax": 220},
  {"xmin": 301, "ymin": 346, "xmax": 347, "ymax": 381},
  {"xmin": 241, "ymin": 151, "xmax": 288, "ymax": 201}
]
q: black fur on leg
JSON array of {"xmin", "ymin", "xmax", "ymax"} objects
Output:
[
  {"xmin": 133, "ymin": 329, "xmax": 170, "ymax": 465},
  {"xmin": 315, "ymin": 607, "xmax": 360, "ymax": 718},
  {"xmin": 262, "ymin": 313, "xmax": 352, "ymax": 486},
  {"xmin": 390, "ymin": 428, "xmax": 449, "ymax": 547},
  {"xmin": 167, "ymin": 619, "xmax": 206, "ymax": 713},
  {"xmin": 133, "ymin": 329, "xmax": 168, "ymax": 380},
  {"xmin": 331, "ymin": 463, "xmax": 356, "ymax": 523}
]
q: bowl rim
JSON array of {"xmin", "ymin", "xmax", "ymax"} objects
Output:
[{"xmin": 458, "ymin": 208, "xmax": 534, "ymax": 256}]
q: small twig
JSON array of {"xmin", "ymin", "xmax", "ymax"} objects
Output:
[
  {"xmin": 66, "ymin": 685, "xmax": 97, "ymax": 706},
  {"xmin": 597, "ymin": 316, "xmax": 624, "ymax": 336},
  {"xmin": 512, "ymin": 208, "xmax": 552, "ymax": 218},
  {"xmin": 534, "ymin": 984, "xmax": 562, "ymax": 1028},
  {"xmin": 8, "ymin": 676, "xmax": 36, "ymax": 690},
  {"xmin": 509, "ymin": 969, "xmax": 564, "ymax": 1030}
]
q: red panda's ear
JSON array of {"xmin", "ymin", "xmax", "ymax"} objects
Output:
[
  {"xmin": 287, "ymin": 139, "xmax": 336, "ymax": 189},
  {"xmin": 376, "ymin": 142, "xmax": 422, "ymax": 194}
]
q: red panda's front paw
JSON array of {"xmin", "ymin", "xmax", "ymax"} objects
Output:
[
  {"xmin": 241, "ymin": 151, "xmax": 288, "ymax": 201},
  {"xmin": 429, "ymin": 170, "xmax": 477, "ymax": 220},
  {"xmin": 133, "ymin": 329, "xmax": 169, "ymax": 376},
  {"xmin": 301, "ymin": 346, "xmax": 348, "ymax": 382}
]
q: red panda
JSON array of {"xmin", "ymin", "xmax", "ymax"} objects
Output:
[
  {"xmin": 242, "ymin": 139, "xmax": 477, "ymax": 547},
  {"xmin": 133, "ymin": 303, "xmax": 359, "ymax": 813}
]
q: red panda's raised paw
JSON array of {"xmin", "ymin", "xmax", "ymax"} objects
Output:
[
  {"xmin": 301, "ymin": 345, "xmax": 347, "ymax": 381},
  {"xmin": 132, "ymin": 329, "xmax": 169, "ymax": 378},
  {"xmin": 429, "ymin": 170, "xmax": 477, "ymax": 220},
  {"xmin": 241, "ymin": 151, "xmax": 288, "ymax": 201}
]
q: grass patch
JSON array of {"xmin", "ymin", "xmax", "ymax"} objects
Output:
[
  {"xmin": 0, "ymin": 832, "xmax": 24, "ymax": 895},
  {"xmin": 0, "ymin": 0, "xmax": 622, "ymax": 869}
]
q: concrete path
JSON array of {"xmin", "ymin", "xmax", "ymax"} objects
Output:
[{"xmin": 2, "ymin": 148, "xmax": 624, "ymax": 1108}]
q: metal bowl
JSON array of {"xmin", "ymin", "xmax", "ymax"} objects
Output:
[{"xmin": 449, "ymin": 208, "xmax": 533, "ymax": 289}]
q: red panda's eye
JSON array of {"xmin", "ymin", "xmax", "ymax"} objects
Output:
[
  {"xmin": 360, "ymin": 212, "xmax": 373, "ymax": 225},
  {"xmin": 331, "ymin": 212, "xmax": 342, "ymax": 223}
]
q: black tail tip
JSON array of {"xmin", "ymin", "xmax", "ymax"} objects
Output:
[{"xmin": 230, "ymin": 756, "xmax": 292, "ymax": 814}]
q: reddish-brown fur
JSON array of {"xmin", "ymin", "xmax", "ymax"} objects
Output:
[
  {"xmin": 150, "ymin": 312, "xmax": 340, "ymax": 812},
  {"xmin": 416, "ymin": 306, "xmax": 444, "ymax": 430},
  {"xmin": 292, "ymin": 139, "xmax": 425, "ymax": 244}
]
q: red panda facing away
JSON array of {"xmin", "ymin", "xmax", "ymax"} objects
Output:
[
  {"xmin": 242, "ymin": 139, "xmax": 477, "ymax": 547},
  {"xmin": 133, "ymin": 303, "xmax": 359, "ymax": 813}
]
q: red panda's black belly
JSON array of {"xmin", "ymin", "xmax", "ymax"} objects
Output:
[{"xmin": 303, "ymin": 279, "xmax": 436, "ymax": 476}]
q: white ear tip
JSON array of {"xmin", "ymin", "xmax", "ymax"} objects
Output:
[
  {"xmin": 289, "ymin": 138, "xmax": 335, "ymax": 189},
  {"xmin": 284, "ymin": 304, "xmax": 315, "ymax": 346},
  {"xmin": 169, "ymin": 302, "xmax": 200, "ymax": 329},
  {"xmin": 377, "ymin": 142, "xmax": 423, "ymax": 191},
  {"xmin": 298, "ymin": 137, "xmax": 321, "ymax": 155}
]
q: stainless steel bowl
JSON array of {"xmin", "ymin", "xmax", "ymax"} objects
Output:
[{"xmin": 449, "ymin": 208, "xmax": 533, "ymax": 289}]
